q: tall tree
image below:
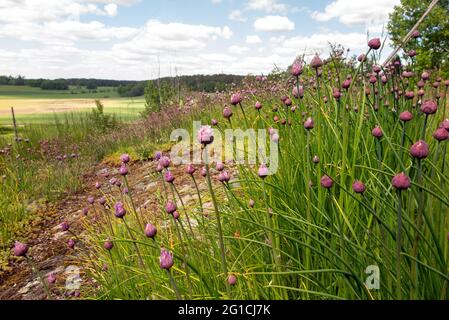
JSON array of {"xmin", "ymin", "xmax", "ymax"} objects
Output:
[{"xmin": 387, "ymin": 0, "xmax": 449, "ymax": 74}]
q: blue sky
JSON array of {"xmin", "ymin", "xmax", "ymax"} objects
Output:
[{"xmin": 0, "ymin": 0, "xmax": 399, "ymax": 80}]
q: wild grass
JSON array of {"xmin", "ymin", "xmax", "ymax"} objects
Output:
[{"xmin": 77, "ymin": 44, "xmax": 449, "ymax": 300}]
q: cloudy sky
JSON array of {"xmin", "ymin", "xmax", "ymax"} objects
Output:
[{"xmin": 0, "ymin": 0, "xmax": 400, "ymax": 80}]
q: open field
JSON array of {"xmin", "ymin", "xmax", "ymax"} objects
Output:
[{"xmin": 0, "ymin": 97, "xmax": 145, "ymax": 125}]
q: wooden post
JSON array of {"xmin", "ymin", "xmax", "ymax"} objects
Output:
[{"xmin": 11, "ymin": 107, "xmax": 19, "ymax": 141}]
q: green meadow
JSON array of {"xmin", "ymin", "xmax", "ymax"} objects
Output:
[{"xmin": 0, "ymin": 85, "xmax": 145, "ymax": 127}]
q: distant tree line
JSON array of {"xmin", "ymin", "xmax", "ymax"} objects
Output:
[
  {"xmin": 116, "ymin": 74, "xmax": 244, "ymax": 97},
  {"xmin": 0, "ymin": 74, "xmax": 244, "ymax": 94},
  {"xmin": 0, "ymin": 75, "xmax": 138, "ymax": 91}
]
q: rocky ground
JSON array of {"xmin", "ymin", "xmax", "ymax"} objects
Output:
[{"xmin": 0, "ymin": 154, "xmax": 219, "ymax": 300}]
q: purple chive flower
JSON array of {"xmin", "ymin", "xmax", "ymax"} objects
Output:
[
  {"xmin": 304, "ymin": 117, "xmax": 314, "ymax": 130},
  {"xmin": 13, "ymin": 241, "xmax": 28, "ymax": 257},
  {"xmin": 218, "ymin": 171, "xmax": 231, "ymax": 183},
  {"xmin": 320, "ymin": 175, "xmax": 333, "ymax": 189},
  {"xmin": 271, "ymin": 133, "xmax": 279, "ymax": 143},
  {"xmin": 120, "ymin": 154, "xmax": 130, "ymax": 164},
  {"xmin": 368, "ymin": 38, "xmax": 381, "ymax": 50},
  {"xmin": 255, "ymin": 101, "xmax": 262, "ymax": 110},
  {"xmin": 399, "ymin": 111, "xmax": 413, "ymax": 122},
  {"xmin": 99, "ymin": 197, "xmax": 106, "ymax": 206},
  {"xmin": 145, "ymin": 223, "xmax": 157, "ymax": 238},
  {"xmin": 358, "ymin": 54, "xmax": 366, "ymax": 62},
  {"xmin": 173, "ymin": 211, "xmax": 180, "ymax": 220},
  {"xmin": 342, "ymin": 78, "xmax": 352, "ymax": 89},
  {"xmin": 417, "ymin": 80, "xmax": 425, "ymax": 88},
  {"xmin": 372, "ymin": 126, "xmax": 383, "ymax": 139},
  {"xmin": 67, "ymin": 239, "xmax": 76, "ymax": 249},
  {"xmin": 95, "ymin": 182, "xmax": 101, "ymax": 189},
  {"xmin": 197, "ymin": 125, "xmax": 214, "ymax": 145},
  {"xmin": 122, "ymin": 188, "xmax": 129, "ymax": 195},
  {"xmin": 159, "ymin": 156, "xmax": 171, "ymax": 168},
  {"xmin": 87, "ymin": 196, "xmax": 95, "ymax": 205},
  {"xmin": 223, "ymin": 106, "xmax": 233, "ymax": 119},
  {"xmin": 312, "ymin": 155, "xmax": 320, "ymax": 164},
  {"xmin": 292, "ymin": 85, "xmax": 304, "ymax": 98},
  {"xmin": 165, "ymin": 201, "xmax": 177, "ymax": 214},
  {"xmin": 211, "ymin": 119, "xmax": 218, "ymax": 126},
  {"xmin": 154, "ymin": 151, "xmax": 162, "ymax": 161},
  {"xmin": 410, "ymin": 140, "xmax": 429, "ymax": 159},
  {"xmin": 159, "ymin": 249, "xmax": 174, "ymax": 270},
  {"xmin": 332, "ymin": 88, "xmax": 342, "ymax": 100},
  {"xmin": 440, "ymin": 119, "xmax": 449, "ymax": 131},
  {"xmin": 186, "ymin": 164, "xmax": 196, "ymax": 175},
  {"xmin": 392, "ymin": 172, "xmax": 411, "ymax": 190},
  {"xmin": 119, "ymin": 165, "xmax": 128, "ymax": 176},
  {"xmin": 200, "ymin": 167, "xmax": 207, "ymax": 177},
  {"xmin": 231, "ymin": 93, "xmax": 243, "ymax": 106},
  {"xmin": 216, "ymin": 162, "xmax": 225, "ymax": 171},
  {"xmin": 268, "ymin": 127, "xmax": 275, "ymax": 136},
  {"xmin": 373, "ymin": 65, "xmax": 381, "ymax": 73},
  {"xmin": 164, "ymin": 170, "xmax": 175, "ymax": 183},
  {"xmin": 156, "ymin": 163, "xmax": 164, "ymax": 173},
  {"xmin": 114, "ymin": 202, "xmax": 126, "ymax": 218},
  {"xmin": 60, "ymin": 222, "xmax": 70, "ymax": 232},
  {"xmin": 352, "ymin": 181, "xmax": 366, "ymax": 194},
  {"xmin": 310, "ymin": 54, "xmax": 323, "ymax": 69},
  {"xmin": 421, "ymin": 71, "xmax": 430, "ymax": 80},
  {"xmin": 115, "ymin": 180, "xmax": 122, "ymax": 187},
  {"xmin": 248, "ymin": 199, "xmax": 255, "ymax": 208},
  {"xmin": 228, "ymin": 275, "xmax": 237, "ymax": 286},
  {"xmin": 405, "ymin": 91, "xmax": 415, "ymax": 100},
  {"xmin": 258, "ymin": 164, "xmax": 269, "ymax": 178},
  {"xmin": 421, "ymin": 100, "xmax": 437, "ymax": 115},
  {"xmin": 408, "ymin": 50, "xmax": 417, "ymax": 57},
  {"xmin": 411, "ymin": 29, "xmax": 420, "ymax": 38},
  {"xmin": 82, "ymin": 207, "xmax": 89, "ymax": 216},
  {"xmin": 47, "ymin": 273, "xmax": 56, "ymax": 284},
  {"xmin": 284, "ymin": 98, "xmax": 292, "ymax": 106},
  {"xmin": 109, "ymin": 177, "xmax": 118, "ymax": 186},
  {"xmin": 433, "ymin": 128, "xmax": 449, "ymax": 141},
  {"xmin": 104, "ymin": 240, "xmax": 114, "ymax": 251},
  {"xmin": 291, "ymin": 58, "xmax": 303, "ymax": 77}
]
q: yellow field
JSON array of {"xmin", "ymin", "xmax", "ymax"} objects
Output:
[
  {"xmin": 0, "ymin": 98, "xmax": 144, "ymax": 116},
  {"xmin": 0, "ymin": 97, "xmax": 145, "ymax": 125}
]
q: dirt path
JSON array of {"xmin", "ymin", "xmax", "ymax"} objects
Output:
[{"xmin": 0, "ymin": 156, "xmax": 214, "ymax": 300}]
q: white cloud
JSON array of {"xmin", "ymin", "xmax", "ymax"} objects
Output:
[
  {"xmin": 311, "ymin": 0, "xmax": 400, "ymax": 27},
  {"xmin": 272, "ymin": 32, "xmax": 369, "ymax": 56},
  {"xmin": 246, "ymin": 35, "xmax": 262, "ymax": 44},
  {"xmin": 229, "ymin": 10, "xmax": 247, "ymax": 22},
  {"xmin": 0, "ymin": 20, "xmax": 138, "ymax": 45},
  {"xmin": 104, "ymin": 3, "xmax": 118, "ymax": 17},
  {"xmin": 113, "ymin": 20, "xmax": 232, "ymax": 55},
  {"xmin": 254, "ymin": 15, "xmax": 294, "ymax": 32},
  {"xmin": 247, "ymin": 0, "xmax": 288, "ymax": 14},
  {"xmin": 228, "ymin": 45, "xmax": 250, "ymax": 54}
]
